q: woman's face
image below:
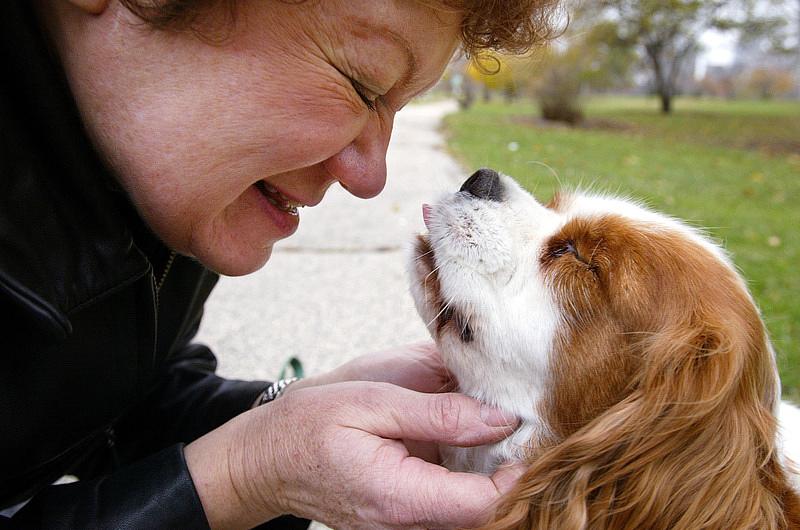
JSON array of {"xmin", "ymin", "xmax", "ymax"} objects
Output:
[{"xmin": 53, "ymin": 0, "xmax": 461, "ymax": 275}]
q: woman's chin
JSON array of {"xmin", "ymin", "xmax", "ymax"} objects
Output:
[{"xmin": 194, "ymin": 243, "xmax": 274, "ymax": 277}]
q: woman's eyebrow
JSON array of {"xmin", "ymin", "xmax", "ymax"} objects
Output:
[
  {"xmin": 346, "ymin": 16, "xmax": 421, "ymax": 91},
  {"xmin": 380, "ymin": 27, "xmax": 421, "ymax": 91}
]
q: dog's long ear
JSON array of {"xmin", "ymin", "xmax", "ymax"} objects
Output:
[{"xmin": 483, "ymin": 317, "xmax": 800, "ymax": 530}]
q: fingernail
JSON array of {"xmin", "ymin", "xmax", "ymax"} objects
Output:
[
  {"xmin": 479, "ymin": 403, "xmax": 517, "ymax": 427},
  {"xmin": 494, "ymin": 463, "xmax": 529, "ymax": 493}
]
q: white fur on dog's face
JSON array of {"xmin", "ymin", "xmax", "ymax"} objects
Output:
[
  {"xmin": 410, "ymin": 176, "xmax": 563, "ymax": 469},
  {"xmin": 408, "ymin": 171, "xmax": 788, "ymax": 476}
]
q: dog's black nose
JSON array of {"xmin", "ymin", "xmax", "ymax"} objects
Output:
[{"xmin": 460, "ymin": 168, "xmax": 504, "ymax": 201}]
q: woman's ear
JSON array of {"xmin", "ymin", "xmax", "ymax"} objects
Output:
[{"xmin": 66, "ymin": 0, "xmax": 110, "ymax": 15}]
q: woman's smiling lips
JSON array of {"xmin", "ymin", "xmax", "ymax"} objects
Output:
[
  {"xmin": 252, "ymin": 180, "xmax": 304, "ymax": 238},
  {"xmin": 255, "ymin": 180, "xmax": 306, "ymax": 215}
]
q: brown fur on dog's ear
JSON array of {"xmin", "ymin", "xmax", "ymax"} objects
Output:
[{"xmin": 481, "ymin": 313, "xmax": 800, "ymax": 530}]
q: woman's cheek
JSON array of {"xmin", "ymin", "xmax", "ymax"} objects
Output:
[{"xmin": 268, "ymin": 107, "xmax": 367, "ymax": 169}]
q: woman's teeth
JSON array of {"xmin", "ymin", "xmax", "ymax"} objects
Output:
[{"xmin": 256, "ymin": 181, "xmax": 304, "ymax": 216}]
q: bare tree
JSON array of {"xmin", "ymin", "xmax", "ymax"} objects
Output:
[{"xmin": 584, "ymin": 0, "xmax": 735, "ymax": 113}]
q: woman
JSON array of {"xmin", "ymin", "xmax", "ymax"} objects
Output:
[{"xmin": 1, "ymin": 0, "xmax": 558, "ymax": 528}]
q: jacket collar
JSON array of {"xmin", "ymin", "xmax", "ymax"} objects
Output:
[{"xmin": 0, "ymin": 3, "xmax": 150, "ymax": 339}]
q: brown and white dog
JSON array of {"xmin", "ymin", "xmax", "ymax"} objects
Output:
[{"xmin": 409, "ymin": 168, "xmax": 800, "ymax": 529}]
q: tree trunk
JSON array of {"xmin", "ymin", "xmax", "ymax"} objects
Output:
[
  {"xmin": 646, "ymin": 45, "xmax": 674, "ymax": 115},
  {"xmin": 660, "ymin": 92, "xmax": 672, "ymax": 113}
]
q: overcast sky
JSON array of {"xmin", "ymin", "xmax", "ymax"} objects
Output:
[{"xmin": 696, "ymin": 29, "xmax": 738, "ymax": 76}]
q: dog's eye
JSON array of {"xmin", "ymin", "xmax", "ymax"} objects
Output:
[
  {"xmin": 550, "ymin": 239, "xmax": 599, "ymax": 272},
  {"xmin": 551, "ymin": 240, "xmax": 580, "ymax": 259}
]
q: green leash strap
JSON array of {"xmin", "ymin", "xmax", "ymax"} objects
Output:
[{"xmin": 278, "ymin": 356, "xmax": 305, "ymax": 380}]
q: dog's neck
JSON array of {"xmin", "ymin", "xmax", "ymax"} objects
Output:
[
  {"xmin": 442, "ymin": 344, "xmax": 553, "ymax": 474},
  {"xmin": 442, "ymin": 415, "xmax": 546, "ymax": 474}
]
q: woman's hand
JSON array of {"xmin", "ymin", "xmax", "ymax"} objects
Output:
[
  {"xmin": 185, "ymin": 380, "xmax": 523, "ymax": 529},
  {"xmin": 280, "ymin": 342, "xmax": 460, "ymax": 465},
  {"xmin": 285, "ymin": 341, "xmax": 455, "ymax": 396}
]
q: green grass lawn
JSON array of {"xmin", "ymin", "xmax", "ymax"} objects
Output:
[{"xmin": 443, "ymin": 96, "xmax": 800, "ymax": 401}]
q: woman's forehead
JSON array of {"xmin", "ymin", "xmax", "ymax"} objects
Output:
[
  {"xmin": 305, "ymin": 2, "xmax": 461, "ymax": 97},
  {"xmin": 317, "ymin": 2, "xmax": 461, "ymax": 61}
]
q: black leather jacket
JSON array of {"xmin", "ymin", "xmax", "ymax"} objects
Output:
[{"xmin": 1, "ymin": 4, "xmax": 308, "ymax": 529}]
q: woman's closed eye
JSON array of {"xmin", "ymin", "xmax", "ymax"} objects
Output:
[{"xmin": 349, "ymin": 78, "xmax": 380, "ymax": 112}]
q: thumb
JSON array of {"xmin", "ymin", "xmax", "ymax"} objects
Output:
[
  {"xmin": 491, "ymin": 462, "xmax": 529, "ymax": 495},
  {"xmin": 347, "ymin": 383, "xmax": 519, "ymax": 447},
  {"xmin": 388, "ymin": 457, "xmax": 526, "ymax": 529}
]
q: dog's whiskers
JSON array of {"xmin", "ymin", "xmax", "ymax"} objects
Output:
[
  {"xmin": 423, "ymin": 264, "xmax": 442, "ymax": 307},
  {"xmin": 427, "ymin": 296, "xmax": 455, "ymax": 329},
  {"xmin": 414, "ymin": 247, "xmax": 436, "ymax": 262},
  {"xmin": 424, "ymin": 264, "xmax": 440, "ymax": 285},
  {"xmin": 589, "ymin": 239, "xmax": 603, "ymax": 263}
]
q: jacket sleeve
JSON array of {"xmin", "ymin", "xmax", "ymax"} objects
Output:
[
  {"xmin": 1, "ymin": 336, "xmax": 308, "ymax": 529},
  {"xmin": 115, "ymin": 341, "xmax": 270, "ymax": 451},
  {"xmin": 0, "ymin": 330, "xmax": 265, "ymax": 529},
  {"xmin": 3, "ymin": 444, "xmax": 211, "ymax": 529},
  {"xmin": 2, "ymin": 444, "xmax": 312, "ymax": 530}
]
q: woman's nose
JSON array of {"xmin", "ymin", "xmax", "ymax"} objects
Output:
[{"xmin": 323, "ymin": 111, "xmax": 394, "ymax": 199}]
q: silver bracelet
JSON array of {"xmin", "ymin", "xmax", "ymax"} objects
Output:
[{"xmin": 255, "ymin": 377, "xmax": 299, "ymax": 406}]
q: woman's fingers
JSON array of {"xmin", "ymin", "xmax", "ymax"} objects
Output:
[
  {"xmin": 331, "ymin": 342, "xmax": 456, "ymax": 394},
  {"xmin": 339, "ymin": 382, "xmax": 519, "ymax": 447},
  {"xmin": 231, "ymin": 381, "xmax": 524, "ymax": 529}
]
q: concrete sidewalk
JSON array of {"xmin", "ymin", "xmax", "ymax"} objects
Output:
[{"xmin": 196, "ymin": 99, "xmax": 465, "ymax": 382}]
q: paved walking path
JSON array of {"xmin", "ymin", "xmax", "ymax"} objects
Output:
[{"xmin": 196, "ymin": 100, "xmax": 465, "ymax": 382}]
